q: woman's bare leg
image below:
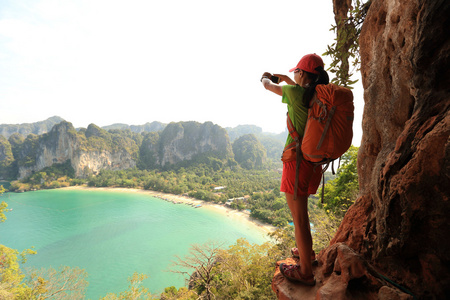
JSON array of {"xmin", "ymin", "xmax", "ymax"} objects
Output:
[{"xmin": 285, "ymin": 192, "xmax": 313, "ymax": 277}]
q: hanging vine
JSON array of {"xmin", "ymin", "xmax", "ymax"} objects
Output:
[{"xmin": 324, "ymin": 0, "xmax": 372, "ymax": 88}]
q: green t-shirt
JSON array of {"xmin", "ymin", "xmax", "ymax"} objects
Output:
[{"xmin": 282, "ymin": 84, "xmax": 309, "ymax": 147}]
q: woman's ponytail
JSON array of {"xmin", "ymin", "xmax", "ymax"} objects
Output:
[{"xmin": 303, "ymin": 66, "xmax": 330, "ymax": 107}]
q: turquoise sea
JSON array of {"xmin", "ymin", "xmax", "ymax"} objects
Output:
[{"xmin": 0, "ymin": 188, "xmax": 270, "ymax": 299}]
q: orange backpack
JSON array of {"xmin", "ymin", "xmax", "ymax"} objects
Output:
[
  {"xmin": 301, "ymin": 83, "xmax": 354, "ymax": 163},
  {"xmin": 282, "ymin": 83, "xmax": 353, "ymax": 201}
]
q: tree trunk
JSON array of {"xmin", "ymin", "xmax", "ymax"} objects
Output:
[{"xmin": 332, "ymin": 0, "xmax": 353, "ymax": 80}]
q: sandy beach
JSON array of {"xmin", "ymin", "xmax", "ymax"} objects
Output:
[{"xmin": 63, "ymin": 186, "xmax": 277, "ymax": 236}]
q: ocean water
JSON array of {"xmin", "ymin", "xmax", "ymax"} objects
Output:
[{"xmin": 0, "ymin": 189, "xmax": 270, "ymax": 299}]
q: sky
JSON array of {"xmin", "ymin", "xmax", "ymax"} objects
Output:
[{"xmin": 0, "ymin": 0, "xmax": 364, "ymax": 146}]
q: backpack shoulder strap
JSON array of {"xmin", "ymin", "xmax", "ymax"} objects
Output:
[
  {"xmin": 286, "ymin": 112, "xmax": 301, "ymax": 142},
  {"xmin": 286, "ymin": 112, "xmax": 303, "ymax": 201}
]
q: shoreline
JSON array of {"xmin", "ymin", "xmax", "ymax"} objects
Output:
[{"xmin": 62, "ymin": 186, "xmax": 277, "ymax": 236}]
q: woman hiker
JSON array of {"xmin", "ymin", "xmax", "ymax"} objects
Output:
[{"xmin": 260, "ymin": 54, "xmax": 329, "ymax": 286}]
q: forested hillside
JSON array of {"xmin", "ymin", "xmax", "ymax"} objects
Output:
[{"xmin": 0, "ymin": 119, "xmax": 285, "ymax": 181}]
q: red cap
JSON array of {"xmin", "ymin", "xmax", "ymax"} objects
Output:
[{"xmin": 289, "ymin": 54, "xmax": 324, "ymax": 74}]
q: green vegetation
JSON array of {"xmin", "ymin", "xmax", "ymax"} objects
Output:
[
  {"xmin": 9, "ymin": 160, "xmax": 76, "ymax": 192},
  {"xmin": 167, "ymin": 239, "xmax": 280, "ymax": 300},
  {"xmin": 100, "ymin": 273, "xmax": 153, "ymax": 299},
  {"xmin": 225, "ymin": 125, "xmax": 285, "ymax": 162},
  {"xmin": 159, "ymin": 222, "xmax": 353, "ymax": 300},
  {"xmin": 138, "ymin": 132, "xmax": 160, "ymax": 170},
  {"xmin": 249, "ymin": 188, "xmax": 290, "ymax": 227},
  {"xmin": 87, "ymin": 166, "xmax": 281, "ymax": 206},
  {"xmin": 324, "ymin": 0, "xmax": 371, "ymax": 88},
  {"xmin": 16, "ymin": 134, "xmax": 40, "ymax": 168},
  {"xmin": 0, "ymin": 136, "xmax": 15, "ymax": 179},
  {"xmin": 80, "ymin": 124, "xmax": 141, "ymax": 159},
  {"xmin": 213, "ymin": 239, "xmax": 278, "ymax": 299},
  {"xmin": 319, "ymin": 145, "xmax": 359, "ymax": 218},
  {"xmin": 256, "ymin": 133, "xmax": 285, "ymax": 163},
  {"xmin": 232, "ymin": 134, "xmax": 267, "ymax": 169},
  {"xmin": 0, "ymin": 243, "xmax": 36, "ymax": 298}
]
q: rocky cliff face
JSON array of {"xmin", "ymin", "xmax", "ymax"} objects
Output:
[
  {"xmin": 344, "ymin": 0, "xmax": 449, "ymax": 297},
  {"xmin": 0, "ymin": 136, "xmax": 14, "ymax": 179},
  {"xmin": 71, "ymin": 150, "xmax": 136, "ymax": 178},
  {"xmin": 273, "ymin": 0, "xmax": 449, "ymax": 299},
  {"xmin": 141, "ymin": 121, "xmax": 233, "ymax": 167},
  {"xmin": 102, "ymin": 121, "xmax": 167, "ymax": 133},
  {"xmin": 16, "ymin": 122, "xmax": 137, "ymax": 178},
  {"xmin": 0, "ymin": 120, "xmax": 236, "ymax": 179},
  {"xmin": 232, "ymin": 134, "xmax": 267, "ymax": 169},
  {"xmin": 0, "ymin": 116, "xmax": 65, "ymax": 139}
]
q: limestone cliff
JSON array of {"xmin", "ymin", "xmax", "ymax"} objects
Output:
[
  {"xmin": 0, "ymin": 136, "xmax": 14, "ymax": 179},
  {"xmin": 232, "ymin": 134, "xmax": 267, "ymax": 169},
  {"xmin": 140, "ymin": 121, "xmax": 234, "ymax": 168},
  {"xmin": 1, "ymin": 120, "xmax": 236, "ymax": 179},
  {"xmin": 0, "ymin": 116, "xmax": 65, "ymax": 139},
  {"xmin": 273, "ymin": 0, "xmax": 449, "ymax": 299},
  {"xmin": 14, "ymin": 121, "xmax": 137, "ymax": 178},
  {"xmin": 102, "ymin": 121, "xmax": 166, "ymax": 133}
]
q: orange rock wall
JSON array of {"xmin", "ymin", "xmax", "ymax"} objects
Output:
[{"xmin": 335, "ymin": 0, "xmax": 450, "ymax": 298}]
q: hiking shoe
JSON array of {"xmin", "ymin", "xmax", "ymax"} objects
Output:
[
  {"xmin": 291, "ymin": 248, "xmax": 317, "ymax": 264},
  {"xmin": 279, "ymin": 263, "xmax": 316, "ymax": 286}
]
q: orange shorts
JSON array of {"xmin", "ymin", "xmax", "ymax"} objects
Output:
[{"xmin": 280, "ymin": 159, "xmax": 323, "ymax": 196}]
